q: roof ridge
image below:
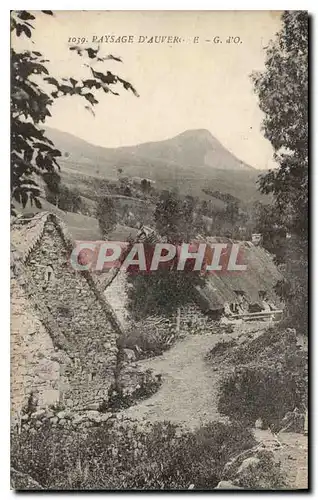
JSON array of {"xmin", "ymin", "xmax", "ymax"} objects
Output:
[{"xmin": 11, "ymin": 211, "xmax": 124, "ymax": 337}]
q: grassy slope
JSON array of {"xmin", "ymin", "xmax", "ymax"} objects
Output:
[{"xmin": 46, "ymin": 127, "xmax": 266, "ymax": 205}]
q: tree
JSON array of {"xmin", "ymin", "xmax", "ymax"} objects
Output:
[
  {"xmin": 128, "ymin": 191, "xmax": 204, "ymax": 319},
  {"xmin": 140, "ymin": 178, "xmax": 150, "ymax": 193},
  {"xmin": 44, "ymin": 179, "xmax": 83, "ymax": 213},
  {"xmin": 154, "ymin": 191, "xmax": 197, "ymax": 243},
  {"xmin": 251, "ymin": 11, "xmax": 308, "ymax": 240},
  {"xmin": 154, "ymin": 191, "xmax": 181, "ymax": 243},
  {"xmin": 224, "ymin": 199, "xmax": 240, "ymax": 226},
  {"xmin": 251, "ymin": 11, "xmax": 308, "ymax": 331},
  {"xmin": 11, "ymin": 10, "xmax": 138, "ymax": 215},
  {"xmin": 96, "ymin": 196, "xmax": 117, "ymax": 237}
]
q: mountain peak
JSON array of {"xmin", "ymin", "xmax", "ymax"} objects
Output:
[
  {"xmin": 175, "ymin": 128, "xmax": 217, "ymax": 143},
  {"xmin": 177, "ymin": 128, "xmax": 214, "ymax": 138}
]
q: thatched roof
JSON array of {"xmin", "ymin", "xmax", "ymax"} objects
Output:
[{"xmin": 195, "ymin": 237, "xmax": 283, "ymax": 311}]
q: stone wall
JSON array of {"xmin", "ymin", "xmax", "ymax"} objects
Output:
[
  {"xmin": 11, "ymin": 277, "xmax": 71, "ymax": 417},
  {"xmin": 12, "ymin": 219, "xmax": 120, "ymax": 416},
  {"xmin": 104, "ymin": 269, "xmax": 130, "ymax": 329},
  {"xmin": 179, "ymin": 302, "xmax": 216, "ymax": 334}
]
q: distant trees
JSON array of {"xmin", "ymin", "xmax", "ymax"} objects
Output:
[
  {"xmin": 96, "ymin": 196, "xmax": 117, "ymax": 237},
  {"xmin": 154, "ymin": 191, "xmax": 182, "ymax": 243},
  {"xmin": 11, "ymin": 10, "xmax": 138, "ymax": 215},
  {"xmin": 43, "ymin": 172, "xmax": 82, "ymax": 213},
  {"xmin": 154, "ymin": 191, "xmax": 197, "ymax": 242},
  {"xmin": 140, "ymin": 178, "xmax": 151, "ymax": 193}
]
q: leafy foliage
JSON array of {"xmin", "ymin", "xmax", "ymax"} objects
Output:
[
  {"xmin": 118, "ymin": 320, "xmax": 178, "ymax": 357},
  {"xmin": 127, "ymin": 267, "xmax": 204, "ymax": 320},
  {"xmin": 11, "ymin": 10, "xmax": 138, "ymax": 215},
  {"xmin": 96, "ymin": 196, "xmax": 117, "ymax": 237},
  {"xmin": 251, "ymin": 11, "xmax": 308, "ymax": 329},
  {"xmin": 43, "ymin": 172, "xmax": 82, "ymax": 213},
  {"xmin": 252, "ymin": 11, "xmax": 308, "ymax": 239},
  {"xmin": 217, "ymin": 328, "xmax": 308, "ymax": 429},
  {"xmin": 11, "ymin": 419, "xmax": 256, "ymax": 490},
  {"xmin": 154, "ymin": 191, "xmax": 197, "ymax": 243},
  {"xmin": 127, "ymin": 190, "xmax": 205, "ymax": 319}
]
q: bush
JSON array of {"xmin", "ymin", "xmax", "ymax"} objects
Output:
[
  {"xmin": 119, "ymin": 321, "xmax": 177, "ymax": 358},
  {"xmin": 206, "ymin": 339, "xmax": 238, "ymax": 360},
  {"xmin": 217, "ymin": 328, "xmax": 308, "ymax": 429},
  {"xmin": 101, "ymin": 373, "xmax": 161, "ymax": 412},
  {"xmin": 234, "ymin": 450, "xmax": 285, "ymax": 489},
  {"xmin": 11, "ymin": 419, "xmax": 256, "ymax": 490}
]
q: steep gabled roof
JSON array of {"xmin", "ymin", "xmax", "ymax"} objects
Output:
[{"xmin": 11, "ymin": 212, "xmax": 123, "ymax": 338}]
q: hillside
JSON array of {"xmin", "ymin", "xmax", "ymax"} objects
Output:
[
  {"xmin": 45, "ymin": 127, "xmax": 266, "ymax": 204},
  {"xmin": 12, "ymin": 198, "xmax": 139, "ymax": 242}
]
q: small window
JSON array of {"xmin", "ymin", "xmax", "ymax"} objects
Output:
[{"xmin": 87, "ymin": 372, "xmax": 96, "ymax": 382}]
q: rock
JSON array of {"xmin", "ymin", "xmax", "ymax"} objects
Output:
[
  {"xmin": 73, "ymin": 414, "xmax": 86, "ymax": 425},
  {"xmin": 255, "ymin": 418, "xmax": 263, "ymax": 429},
  {"xmin": 86, "ymin": 410, "xmax": 101, "ymax": 420},
  {"xmin": 57, "ymin": 411, "xmax": 67, "ymax": 420},
  {"xmin": 84, "ymin": 403, "xmax": 100, "ymax": 411},
  {"xmin": 215, "ymin": 480, "xmax": 243, "ymax": 489},
  {"xmin": 123, "ymin": 349, "xmax": 136, "ymax": 362},
  {"xmin": 87, "ymin": 414, "xmax": 105, "ymax": 423},
  {"xmin": 50, "ymin": 416, "xmax": 58, "ymax": 425},
  {"xmin": 11, "ymin": 468, "xmax": 43, "ymax": 490},
  {"xmin": 31, "ymin": 409, "xmax": 46, "ymax": 419},
  {"xmin": 237, "ymin": 456, "xmax": 260, "ymax": 475}
]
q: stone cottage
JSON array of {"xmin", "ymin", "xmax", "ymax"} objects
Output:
[
  {"xmin": 104, "ymin": 236, "xmax": 283, "ymax": 334},
  {"xmin": 11, "ymin": 212, "xmax": 122, "ymax": 420}
]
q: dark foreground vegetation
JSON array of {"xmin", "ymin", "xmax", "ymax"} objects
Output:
[{"xmin": 11, "ymin": 419, "xmax": 285, "ymax": 490}]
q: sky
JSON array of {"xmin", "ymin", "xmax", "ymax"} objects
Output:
[{"xmin": 14, "ymin": 10, "xmax": 283, "ymax": 170}]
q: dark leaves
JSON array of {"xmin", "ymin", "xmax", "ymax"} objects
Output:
[
  {"xmin": 84, "ymin": 93, "xmax": 98, "ymax": 105},
  {"xmin": 105, "ymin": 54, "xmax": 122, "ymax": 63},
  {"xmin": 11, "ymin": 10, "xmax": 138, "ymax": 215},
  {"xmin": 44, "ymin": 76, "xmax": 58, "ymax": 86},
  {"xmin": 86, "ymin": 48, "xmax": 99, "ymax": 59},
  {"xmin": 18, "ymin": 11, "xmax": 35, "ymax": 21},
  {"xmin": 16, "ymin": 24, "xmax": 32, "ymax": 38}
]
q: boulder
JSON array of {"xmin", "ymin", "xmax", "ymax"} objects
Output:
[
  {"xmin": 237, "ymin": 456, "xmax": 260, "ymax": 475},
  {"xmin": 11, "ymin": 468, "xmax": 43, "ymax": 490},
  {"xmin": 57, "ymin": 411, "xmax": 68, "ymax": 420},
  {"xmin": 123, "ymin": 349, "xmax": 136, "ymax": 362},
  {"xmin": 31, "ymin": 409, "xmax": 46, "ymax": 419},
  {"xmin": 215, "ymin": 480, "xmax": 243, "ymax": 489},
  {"xmin": 86, "ymin": 411, "xmax": 109, "ymax": 423}
]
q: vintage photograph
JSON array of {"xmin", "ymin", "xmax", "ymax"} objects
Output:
[{"xmin": 10, "ymin": 10, "xmax": 308, "ymax": 490}]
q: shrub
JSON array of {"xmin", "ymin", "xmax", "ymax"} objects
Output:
[
  {"xmin": 233, "ymin": 450, "xmax": 286, "ymax": 490},
  {"xmin": 118, "ymin": 321, "xmax": 177, "ymax": 358},
  {"xmin": 217, "ymin": 328, "xmax": 308, "ymax": 429},
  {"xmin": 11, "ymin": 419, "xmax": 256, "ymax": 490},
  {"xmin": 101, "ymin": 373, "xmax": 161, "ymax": 412},
  {"xmin": 206, "ymin": 339, "xmax": 238, "ymax": 360}
]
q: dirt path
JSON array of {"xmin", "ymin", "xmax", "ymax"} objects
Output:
[
  {"xmin": 122, "ymin": 331, "xmax": 236, "ymax": 428},
  {"xmin": 121, "ymin": 325, "xmax": 308, "ymax": 489}
]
